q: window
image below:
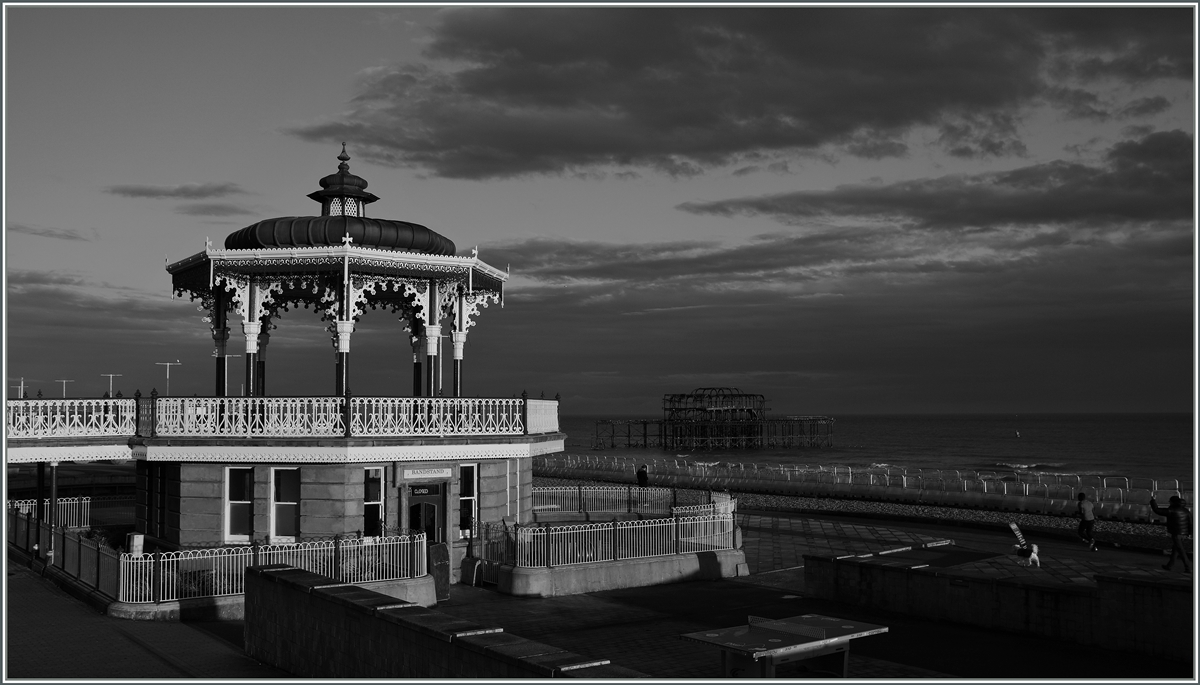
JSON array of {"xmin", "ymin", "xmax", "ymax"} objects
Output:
[
  {"xmin": 459, "ymin": 464, "xmax": 478, "ymax": 537},
  {"xmin": 364, "ymin": 468, "xmax": 383, "ymax": 537},
  {"xmin": 272, "ymin": 468, "xmax": 300, "ymax": 541},
  {"xmin": 226, "ymin": 467, "xmax": 253, "ymax": 542},
  {"xmin": 329, "ymin": 198, "xmax": 343, "ymax": 216}
]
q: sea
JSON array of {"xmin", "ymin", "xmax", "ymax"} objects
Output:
[{"xmin": 558, "ymin": 414, "xmax": 1196, "ymax": 481}]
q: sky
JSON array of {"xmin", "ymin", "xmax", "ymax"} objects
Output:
[{"xmin": 3, "ymin": 4, "xmax": 1196, "ymax": 416}]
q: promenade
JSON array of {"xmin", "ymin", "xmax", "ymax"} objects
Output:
[{"xmin": 5, "ymin": 510, "xmax": 1193, "ymax": 679}]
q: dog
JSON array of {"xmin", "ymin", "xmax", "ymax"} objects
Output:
[{"xmin": 1012, "ymin": 543, "xmax": 1040, "ymax": 567}]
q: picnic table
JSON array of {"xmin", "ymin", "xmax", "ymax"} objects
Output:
[{"xmin": 680, "ymin": 614, "xmax": 888, "ymax": 678}]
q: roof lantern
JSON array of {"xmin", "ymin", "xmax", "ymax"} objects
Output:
[
  {"xmin": 306, "ymin": 143, "xmax": 381, "ymax": 217},
  {"xmin": 221, "ymin": 145, "xmax": 456, "ymax": 255}
]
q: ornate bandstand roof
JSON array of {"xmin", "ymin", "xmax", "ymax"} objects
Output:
[{"xmin": 167, "ymin": 145, "xmax": 507, "ymax": 333}]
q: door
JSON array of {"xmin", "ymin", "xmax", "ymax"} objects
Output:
[{"xmin": 408, "ymin": 483, "xmax": 445, "ymax": 543}]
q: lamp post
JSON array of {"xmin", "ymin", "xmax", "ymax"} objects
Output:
[
  {"xmin": 101, "ymin": 373, "xmax": 122, "ymax": 397},
  {"xmin": 53, "ymin": 379, "xmax": 74, "ymax": 398},
  {"xmin": 155, "ymin": 360, "xmax": 182, "ymax": 396},
  {"xmin": 215, "ymin": 354, "xmax": 241, "ymax": 396},
  {"xmin": 9, "ymin": 377, "xmax": 26, "ymax": 398}
]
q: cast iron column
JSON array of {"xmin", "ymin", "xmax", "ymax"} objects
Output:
[{"xmin": 242, "ymin": 321, "xmax": 260, "ymax": 397}]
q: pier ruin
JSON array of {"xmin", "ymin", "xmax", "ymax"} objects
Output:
[{"xmin": 594, "ymin": 387, "xmax": 834, "ymax": 450}]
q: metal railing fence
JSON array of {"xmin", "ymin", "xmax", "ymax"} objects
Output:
[
  {"xmin": 473, "ymin": 513, "xmax": 735, "ymax": 569},
  {"xmin": 5, "ymin": 508, "xmax": 425, "ymax": 605},
  {"xmin": 117, "ymin": 533, "xmax": 427, "ymax": 604},
  {"xmin": 532, "ymin": 486, "xmax": 675, "ymax": 515},
  {"xmin": 534, "ymin": 455, "xmax": 1194, "ymax": 520},
  {"xmin": 8, "ymin": 497, "xmax": 92, "ymax": 528}
]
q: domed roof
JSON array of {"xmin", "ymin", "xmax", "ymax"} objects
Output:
[{"xmin": 224, "ymin": 215, "xmax": 456, "ymax": 255}]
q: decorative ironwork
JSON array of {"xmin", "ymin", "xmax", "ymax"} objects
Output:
[{"xmin": 5, "ymin": 398, "xmax": 136, "ymax": 438}]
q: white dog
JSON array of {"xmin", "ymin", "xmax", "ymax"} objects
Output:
[{"xmin": 1012, "ymin": 543, "xmax": 1040, "ymax": 567}]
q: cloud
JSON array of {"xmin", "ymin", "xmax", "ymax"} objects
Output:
[
  {"xmin": 174, "ymin": 203, "xmax": 255, "ymax": 217},
  {"xmin": 8, "ymin": 222, "xmax": 94, "ymax": 241},
  {"xmin": 287, "ymin": 7, "xmax": 1191, "ymax": 179},
  {"xmin": 103, "ymin": 182, "xmax": 248, "ymax": 199},
  {"xmin": 677, "ymin": 130, "xmax": 1193, "ymax": 229},
  {"xmin": 1118, "ymin": 96, "xmax": 1172, "ymax": 119}
]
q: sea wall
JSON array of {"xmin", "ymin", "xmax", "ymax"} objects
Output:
[
  {"xmin": 804, "ymin": 554, "xmax": 1194, "ymax": 660},
  {"xmin": 243, "ymin": 564, "xmax": 646, "ymax": 678}
]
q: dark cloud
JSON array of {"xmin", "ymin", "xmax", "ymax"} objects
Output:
[
  {"xmin": 678, "ymin": 131, "xmax": 1193, "ymax": 229},
  {"xmin": 103, "ymin": 182, "xmax": 247, "ymax": 199},
  {"xmin": 174, "ymin": 203, "xmax": 255, "ymax": 217},
  {"xmin": 1118, "ymin": 96, "xmax": 1172, "ymax": 119},
  {"xmin": 288, "ymin": 7, "xmax": 1190, "ymax": 179},
  {"xmin": 1044, "ymin": 86, "xmax": 1109, "ymax": 121},
  {"xmin": 8, "ymin": 222, "xmax": 93, "ymax": 241}
]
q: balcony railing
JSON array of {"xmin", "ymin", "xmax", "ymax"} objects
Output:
[
  {"xmin": 5, "ymin": 398, "xmax": 136, "ymax": 438},
  {"xmin": 6, "ymin": 396, "xmax": 556, "ymax": 440}
]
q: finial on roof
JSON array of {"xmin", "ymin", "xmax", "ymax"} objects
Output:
[{"xmin": 337, "ymin": 143, "xmax": 350, "ymax": 173}]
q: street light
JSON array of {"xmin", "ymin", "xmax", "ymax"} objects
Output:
[
  {"xmin": 214, "ymin": 354, "xmax": 241, "ymax": 396},
  {"xmin": 54, "ymin": 379, "xmax": 75, "ymax": 398},
  {"xmin": 101, "ymin": 373, "xmax": 122, "ymax": 397},
  {"xmin": 155, "ymin": 360, "xmax": 182, "ymax": 396},
  {"xmin": 9, "ymin": 377, "xmax": 27, "ymax": 399}
]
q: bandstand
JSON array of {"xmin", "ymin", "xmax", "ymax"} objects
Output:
[{"xmin": 6, "ymin": 147, "xmax": 564, "ymax": 585}]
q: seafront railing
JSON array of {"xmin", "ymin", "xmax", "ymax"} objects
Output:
[
  {"xmin": 5, "ymin": 508, "xmax": 427, "ymax": 605},
  {"xmin": 472, "ymin": 513, "xmax": 735, "ymax": 569},
  {"xmin": 6, "ymin": 396, "xmax": 555, "ymax": 440},
  {"xmin": 534, "ymin": 455, "xmax": 1193, "ymax": 524}
]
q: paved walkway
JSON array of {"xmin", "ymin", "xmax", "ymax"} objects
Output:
[
  {"xmin": 4, "ymin": 563, "xmax": 286, "ymax": 679},
  {"xmin": 4, "ymin": 511, "xmax": 1192, "ymax": 679}
]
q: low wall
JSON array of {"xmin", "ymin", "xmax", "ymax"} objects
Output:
[
  {"xmin": 804, "ymin": 554, "xmax": 1193, "ymax": 660},
  {"xmin": 244, "ymin": 564, "xmax": 646, "ymax": 678},
  {"xmin": 494, "ymin": 549, "xmax": 748, "ymax": 598}
]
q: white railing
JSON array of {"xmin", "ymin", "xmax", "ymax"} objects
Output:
[
  {"xmin": 154, "ymin": 397, "xmax": 346, "ymax": 437},
  {"xmin": 526, "ymin": 399, "xmax": 560, "ymax": 434},
  {"xmin": 6, "ymin": 398, "xmax": 136, "ymax": 438},
  {"xmin": 7, "ymin": 396, "xmax": 554, "ymax": 440},
  {"xmin": 672, "ymin": 497, "xmax": 737, "ymax": 518},
  {"xmin": 531, "ymin": 486, "xmax": 674, "ymax": 515},
  {"xmin": 118, "ymin": 533, "xmax": 427, "ymax": 604},
  {"xmin": 8, "ymin": 497, "xmax": 91, "ymax": 528},
  {"xmin": 351, "ymin": 397, "xmax": 523, "ymax": 436},
  {"xmin": 493, "ymin": 513, "xmax": 734, "ymax": 568}
]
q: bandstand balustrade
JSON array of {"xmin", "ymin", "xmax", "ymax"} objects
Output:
[
  {"xmin": 5, "ymin": 398, "xmax": 136, "ymax": 438},
  {"xmin": 6, "ymin": 395, "xmax": 555, "ymax": 440}
]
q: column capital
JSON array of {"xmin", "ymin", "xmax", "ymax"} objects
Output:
[
  {"xmin": 452, "ymin": 330, "xmax": 467, "ymax": 360},
  {"xmin": 336, "ymin": 320, "xmax": 354, "ymax": 353},
  {"xmin": 242, "ymin": 321, "xmax": 262, "ymax": 354}
]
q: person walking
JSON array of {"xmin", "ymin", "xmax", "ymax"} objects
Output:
[
  {"xmin": 1149, "ymin": 495, "xmax": 1192, "ymax": 573},
  {"xmin": 636, "ymin": 464, "xmax": 649, "ymax": 488},
  {"xmin": 1076, "ymin": 492, "xmax": 1098, "ymax": 551}
]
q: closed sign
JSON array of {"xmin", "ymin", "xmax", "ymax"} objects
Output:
[{"xmin": 410, "ymin": 484, "xmax": 442, "ymax": 497}]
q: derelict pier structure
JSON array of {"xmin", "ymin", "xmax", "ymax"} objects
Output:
[{"xmin": 594, "ymin": 388, "xmax": 834, "ymax": 450}]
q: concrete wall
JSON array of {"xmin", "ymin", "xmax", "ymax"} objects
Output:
[
  {"xmin": 804, "ymin": 554, "xmax": 1193, "ymax": 660},
  {"xmin": 244, "ymin": 564, "xmax": 646, "ymax": 678},
  {"xmin": 495, "ymin": 549, "xmax": 748, "ymax": 598}
]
